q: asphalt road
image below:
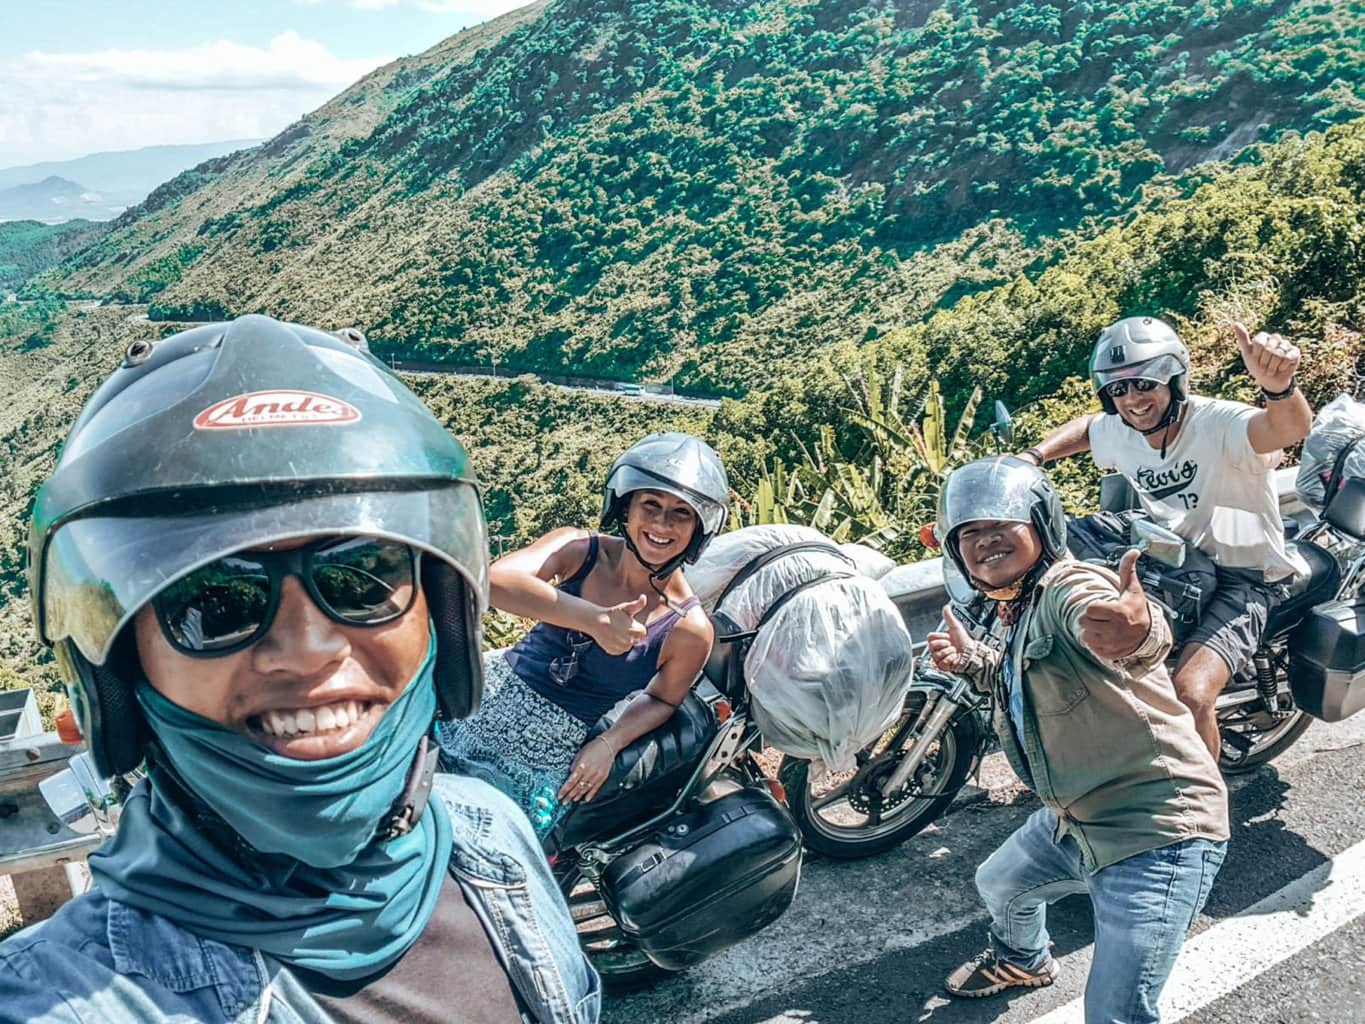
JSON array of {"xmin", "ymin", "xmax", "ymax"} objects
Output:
[
  {"xmin": 605, "ymin": 713, "xmax": 1365, "ymax": 1024},
  {"xmin": 117, "ymin": 310, "xmax": 722, "ymax": 409}
]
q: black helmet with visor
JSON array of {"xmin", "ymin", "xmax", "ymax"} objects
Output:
[{"xmin": 30, "ymin": 315, "xmax": 489, "ymax": 777}]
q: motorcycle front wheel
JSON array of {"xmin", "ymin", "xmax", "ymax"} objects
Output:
[
  {"xmin": 778, "ymin": 691, "xmax": 983, "ymax": 860},
  {"xmin": 554, "ymin": 859, "xmax": 676, "ymax": 991}
]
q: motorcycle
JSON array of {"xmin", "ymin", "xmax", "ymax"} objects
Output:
[
  {"xmin": 543, "ymin": 568, "xmax": 843, "ymax": 988},
  {"xmin": 777, "ymin": 466, "xmax": 1365, "ymax": 861}
]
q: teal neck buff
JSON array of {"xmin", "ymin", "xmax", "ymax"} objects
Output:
[{"xmin": 89, "ymin": 632, "xmax": 454, "ymax": 981}]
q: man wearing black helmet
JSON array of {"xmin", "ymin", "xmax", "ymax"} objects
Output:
[
  {"xmin": 0, "ymin": 315, "xmax": 598, "ymax": 1023},
  {"xmin": 438, "ymin": 433, "xmax": 726, "ymax": 833},
  {"xmin": 929, "ymin": 457, "xmax": 1227, "ymax": 1023},
  {"xmin": 1020, "ymin": 317, "xmax": 1313, "ymax": 760}
]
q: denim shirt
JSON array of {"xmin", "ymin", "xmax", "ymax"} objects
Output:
[{"xmin": 0, "ymin": 774, "xmax": 601, "ymax": 1024}]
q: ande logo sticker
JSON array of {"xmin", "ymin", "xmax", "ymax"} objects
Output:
[{"xmin": 193, "ymin": 390, "xmax": 361, "ymax": 430}]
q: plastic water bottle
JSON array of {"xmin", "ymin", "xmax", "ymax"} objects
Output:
[{"xmin": 529, "ymin": 780, "xmax": 563, "ymax": 837}]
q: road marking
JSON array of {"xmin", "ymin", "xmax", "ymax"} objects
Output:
[{"xmin": 1029, "ymin": 837, "xmax": 1365, "ymax": 1023}]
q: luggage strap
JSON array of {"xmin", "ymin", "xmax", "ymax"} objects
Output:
[
  {"xmin": 1327, "ymin": 436, "xmax": 1363, "ymax": 500},
  {"xmin": 713, "ymin": 540, "xmax": 854, "ymax": 615},
  {"xmin": 753, "ymin": 571, "xmax": 855, "ymax": 633}
]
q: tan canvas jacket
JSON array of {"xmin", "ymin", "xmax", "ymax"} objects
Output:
[{"xmin": 957, "ymin": 557, "xmax": 1229, "ymax": 870}]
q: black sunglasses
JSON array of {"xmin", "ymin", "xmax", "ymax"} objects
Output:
[
  {"xmin": 548, "ymin": 631, "xmax": 595, "ymax": 686},
  {"xmin": 1102, "ymin": 378, "xmax": 1162, "ymax": 399},
  {"xmin": 152, "ymin": 537, "xmax": 420, "ymax": 657}
]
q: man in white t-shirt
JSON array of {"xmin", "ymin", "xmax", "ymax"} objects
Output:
[{"xmin": 1019, "ymin": 316, "xmax": 1313, "ymax": 760}]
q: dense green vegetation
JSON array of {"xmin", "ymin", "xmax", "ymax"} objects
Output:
[
  {"xmin": 714, "ymin": 118, "xmax": 1365, "ymax": 559},
  {"xmin": 0, "ymin": 220, "xmax": 106, "ymax": 292},
  {"xmin": 40, "ymin": 0, "xmax": 1365, "ymax": 394}
]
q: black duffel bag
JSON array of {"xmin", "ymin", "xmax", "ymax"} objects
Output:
[{"xmin": 1066, "ymin": 510, "xmax": 1215, "ymax": 641}]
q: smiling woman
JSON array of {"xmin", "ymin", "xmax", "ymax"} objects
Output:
[{"xmin": 437, "ymin": 433, "xmax": 728, "ymax": 833}]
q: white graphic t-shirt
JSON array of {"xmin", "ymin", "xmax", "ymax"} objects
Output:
[{"xmin": 1089, "ymin": 396, "xmax": 1308, "ymax": 581}]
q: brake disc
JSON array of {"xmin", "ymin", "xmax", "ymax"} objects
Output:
[{"xmin": 846, "ymin": 755, "xmax": 921, "ymax": 814}]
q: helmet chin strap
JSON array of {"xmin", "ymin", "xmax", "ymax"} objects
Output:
[
  {"xmin": 620, "ymin": 531, "xmax": 688, "ymax": 612},
  {"xmin": 1122, "ymin": 395, "xmax": 1185, "ymax": 460},
  {"xmin": 970, "ymin": 558, "xmax": 1052, "ymax": 622}
]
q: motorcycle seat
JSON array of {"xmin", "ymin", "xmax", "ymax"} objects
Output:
[
  {"xmin": 1266, "ymin": 540, "xmax": 1341, "ymax": 638},
  {"xmin": 546, "ymin": 685, "xmax": 720, "ymax": 852}
]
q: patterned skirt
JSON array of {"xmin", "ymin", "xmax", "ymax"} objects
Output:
[{"xmin": 436, "ymin": 649, "xmax": 589, "ymax": 836}]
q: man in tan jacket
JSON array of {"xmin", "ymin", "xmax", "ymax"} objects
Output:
[{"xmin": 929, "ymin": 456, "xmax": 1228, "ymax": 1024}]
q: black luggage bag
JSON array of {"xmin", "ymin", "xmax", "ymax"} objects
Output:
[{"xmin": 598, "ymin": 783, "xmax": 802, "ymax": 970}]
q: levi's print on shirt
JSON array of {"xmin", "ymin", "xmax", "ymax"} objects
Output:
[{"xmin": 1088, "ymin": 395, "xmax": 1307, "ymax": 581}]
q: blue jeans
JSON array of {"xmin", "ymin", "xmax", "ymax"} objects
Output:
[{"xmin": 976, "ymin": 807, "xmax": 1226, "ymax": 1024}]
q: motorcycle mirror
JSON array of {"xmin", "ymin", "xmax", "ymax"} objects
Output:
[
  {"xmin": 39, "ymin": 752, "xmax": 119, "ymax": 837},
  {"xmin": 990, "ymin": 401, "xmax": 1015, "ymax": 448},
  {"xmin": 1129, "ymin": 519, "xmax": 1186, "ymax": 568}
]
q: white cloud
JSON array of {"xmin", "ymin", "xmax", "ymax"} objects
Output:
[
  {"xmin": 0, "ymin": 33, "xmax": 391, "ymax": 167},
  {"xmin": 293, "ymin": 0, "xmax": 522, "ymax": 13},
  {"xmin": 24, "ymin": 32, "xmax": 381, "ymax": 93},
  {"xmin": 414, "ymin": 1, "xmax": 523, "ymax": 13}
]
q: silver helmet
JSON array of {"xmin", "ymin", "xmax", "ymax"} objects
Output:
[
  {"xmin": 1090, "ymin": 316, "xmax": 1190, "ymax": 416},
  {"xmin": 938, "ymin": 456, "xmax": 1066, "ymax": 581},
  {"xmin": 600, "ymin": 432, "xmax": 729, "ymax": 574}
]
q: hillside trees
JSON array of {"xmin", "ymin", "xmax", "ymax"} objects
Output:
[{"xmin": 38, "ymin": 1, "xmax": 1365, "ymax": 395}]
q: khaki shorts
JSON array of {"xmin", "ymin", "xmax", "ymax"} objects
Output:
[{"xmin": 1182, "ymin": 567, "xmax": 1284, "ymax": 677}]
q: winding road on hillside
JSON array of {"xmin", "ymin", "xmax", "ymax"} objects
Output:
[
  {"xmin": 610, "ymin": 715, "xmax": 1365, "ymax": 1024},
  {"xmin": 118, "ymin": 309, "xmax": 722, "ymax": 410}
]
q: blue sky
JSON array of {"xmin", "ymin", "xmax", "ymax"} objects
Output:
[{"xmin": 0, "ymin": 0, "xmax": 527, "ymax": 168}]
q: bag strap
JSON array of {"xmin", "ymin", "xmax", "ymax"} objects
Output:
[
  {"xmin": 753, "ymin": 571, "xmax": 855, "ymax": 633},
  {"xmin": 714, "ymin": 540, "xmax": 853, "ymax": 613},
  {"xmin": 1327, "ymin": 436, "xmax": 1363, "ymax": 499}
]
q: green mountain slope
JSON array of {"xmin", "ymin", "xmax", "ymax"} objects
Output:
[
  {"xmin": 43, "ymin": 0, "xmax": 1365, "ymax": 394},
  {"xmin": 716, "ymin": 117, "xmax": 1365, "ymax": 558},
  {"xmin": 0, "ymin": 220, "xmax": 106, "ymax": 291}
]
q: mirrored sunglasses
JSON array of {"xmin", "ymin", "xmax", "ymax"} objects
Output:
[
  {"xmin": 547, "ymin": 631, "xmax": 595, "ymax": 686},
  {"xmin": 152, "ymin": 536, "xmax": 419, "ymax": 657},
  {"xmin": 1102, "ymin": 378, "xmax": 1162, "ymax": 399}
]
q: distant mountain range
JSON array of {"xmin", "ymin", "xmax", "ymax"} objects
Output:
[
  {"xmin": 0, "ymin": 140, "xmax": 261, "ymax": 223},
  {"xmin": 0, "ymin": 176, "xmax": 125, "ymax": 224}
]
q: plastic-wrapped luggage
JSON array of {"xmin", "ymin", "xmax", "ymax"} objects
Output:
[
  {"xmin": 687, "ymin": 524, "xmax": 894, "ymax": 609},
  {"xmin": 687, "ymin": 525, "xmax": 914, "ymax": 770},
  {"xmin": 1296, "ymin": 394, "xmax": 1365, "ymax": 512}
]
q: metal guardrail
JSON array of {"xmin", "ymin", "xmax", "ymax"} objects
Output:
[{"xmin": 0, "ymin": 734, "xmax": 104, "ymax": 875}]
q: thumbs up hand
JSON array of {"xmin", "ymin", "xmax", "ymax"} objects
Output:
[
  {"xmin": 1077, "ymin": 549, "xmax": 1153, "ymax": 661},
  {"xmin": 1234, "ymin": 321, "xmax": 1300, "ymax": 394},
  {"xmin": 927, "ymin": 605, "xmax": 974, "ymax": 673},
  {"xmin": 595, "ymin": 594, "xmax": 649, "ymax": 655}
]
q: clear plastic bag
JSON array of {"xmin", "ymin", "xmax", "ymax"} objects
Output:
[
  {"xmin": 686, "ymin": 524, "xmax": 845, "ymax": 612},
  {"xmin": 838, "ymin": 542, "xmax": 896, "ymax": 580},
  {"xmin": 687, "ymin": 525, "xmax": 914, "ymax": 769},
  {"xmin": 1296, "ymin": 394, "xmax": 1365, "ymax": 511},
  {"xmin": 742, "ymin": 574, "xmax": 914, "ymax": 771}
]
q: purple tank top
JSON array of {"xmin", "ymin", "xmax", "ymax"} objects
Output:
[{"xmin": 504, "ymin": 535, "xmax": 699, "ymax": 725}]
